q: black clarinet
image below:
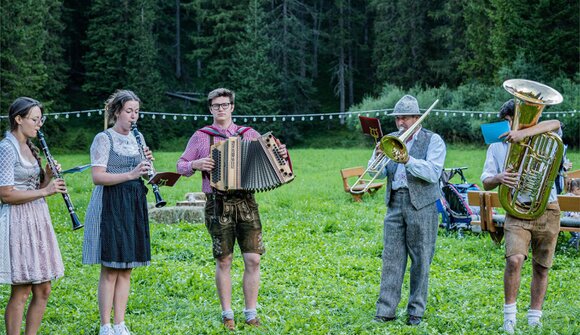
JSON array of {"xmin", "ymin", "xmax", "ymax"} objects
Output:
[
  {"xmin": 37, "ymin": 130, "xmax": 84, "ymax": 230},
  {"xmin": 130, "ymin": 122, "xmax": 167, "ymax": 208}
]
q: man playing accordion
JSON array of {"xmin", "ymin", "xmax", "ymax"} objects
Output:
[{"xmin": 176, "ymin": 88, "xmax": 288, "ymax": 331}]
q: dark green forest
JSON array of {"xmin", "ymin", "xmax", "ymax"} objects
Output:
[{"xmin": 1, "ymin": 0, "xmax": 578, "ymax": 149}]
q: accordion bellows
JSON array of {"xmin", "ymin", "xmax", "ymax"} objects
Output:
[{"xmin": 210, "ymin": 132, "xmax": 294, "ymax": 192}]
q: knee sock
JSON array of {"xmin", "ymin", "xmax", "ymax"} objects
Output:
[
  {"xmin": 243, "ymin": 308, "xmax": 257, "ymax": 322},
  {"xmin": 527, "ymin": 309, "xmax": 542, "ymax": 325},
  {"xmin": 222, "ymin": 309, "xmax": 234, "ymax": 320},
  {"xmin": 504, "ymin": 303, "xmax": 517, "ymax": 323}
]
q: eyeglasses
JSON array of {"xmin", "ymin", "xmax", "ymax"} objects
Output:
[
  {"xmin": 210, "ymin": 103, "xmax": 232, "ymax": 111},
  {"xmin": 26, "ymin": 115, "xmax": 47, "ymax": 125}
]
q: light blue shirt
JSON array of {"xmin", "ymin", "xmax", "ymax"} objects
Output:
[{"xmin": 369, "ymin": 129, "xmax": 446, "ymax": 188}]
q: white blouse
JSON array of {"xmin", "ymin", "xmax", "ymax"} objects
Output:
[{"xmin": 90, "ymin": 128, "xmax": 146, "ymax": 167}]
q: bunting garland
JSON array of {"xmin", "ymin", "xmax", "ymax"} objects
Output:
[{"xmin": 0, "ymin": 108, "xmax": 577, "ymax": 122}]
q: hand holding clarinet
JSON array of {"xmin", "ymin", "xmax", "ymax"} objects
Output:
[
  {"xmin": 129, "ymin": 158, "xmax": 152, "ymax": 180},
  {"xmin": 37, "ymin": 129, "xmax": 84, "ymax": 230},
  {"xmin": 131, "ymin": 122, "xmax": 173, "ymax": 208},
  {"xmin": 42, "ymin": 163, "xmax": 68, "ymax": 197}
]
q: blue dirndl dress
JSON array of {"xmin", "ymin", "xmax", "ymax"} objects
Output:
[{"xmin": 82, "ymin": 130, "xmax": 150, "ymax": 268}]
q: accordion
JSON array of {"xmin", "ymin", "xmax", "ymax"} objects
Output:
[{"xmin": 210, "ymin": 132, "xmax": 294, "ymax": 192}]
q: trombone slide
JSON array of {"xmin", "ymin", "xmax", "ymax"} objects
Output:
[{"xmin": 349, "ymin": 153, "xmax": 390, "ymax": 194}]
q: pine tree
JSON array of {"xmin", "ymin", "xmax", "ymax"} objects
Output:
[
  {"xmin": 230, "ymin": 0, "xmax": 282, "ymax": 124},
  {"xmin": 82, "ymin": 0, "xmax": 164, "ymax": 107},
  {"xmin": 43, "ymin": 0, "xmax": 69, "ymax": 109},
  {"xmin": 327, "ymin": 0, "xmax": 351, "ymax": 117},
  {"xmin": 530, "ymin": 0, "xmax": 578, "ymax": 77},
  {"xmin": 82, "ymin": 0, "xmax": 130, "ymax": 103},
  {"xmin": 489, "ymin": 0, "xmax": 529, "ymax": 78},
  {"xmin": 427, "ymin": 0, "xmax": 465, "ymax": 87},
  {"xmin": 266, "ymin": 0, "xmax": 317, "ymax": 115},
  {"xmin": 125, "ymin": 0, "xmax": 164, "ymax": 109},
  {"xmin": 371, "ymin": 0, "xmax": 431, "ymax": 88},
  {"xmin": 187, "ymin": 0, "xmax": 248, "ymax": 91},
  {"xmin": 0, "ymin": 0, "xmax": 68, "ymax": 112},
  {"xmin": 460, "ymin": 0, "xmax": 495, "ymax": 83}
]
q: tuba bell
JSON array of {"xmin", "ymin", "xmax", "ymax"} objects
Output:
[
  {"xmin": 498, "ymin": 79, "xmax": 564, "ymax": 220},
  {"xmin": 349, "ymin": 99, "xmax": 439, "ymax": 194}
]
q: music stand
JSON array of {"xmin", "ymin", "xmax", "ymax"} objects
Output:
[
  {"xmin": 358, "ymin": 116, "xmax": 383, "ymax": 143},
  {"xmin": 148, "ymin": 172, "xmax": 181, "ymax": 187}
]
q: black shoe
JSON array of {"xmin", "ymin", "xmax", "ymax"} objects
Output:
[
  {"xmin": 373, "ymin": 315, "xmax": 396, "ymax": 323},
  {"xmin": 407, "ymin": 315, "xmax": 422, "ymax": 325}
]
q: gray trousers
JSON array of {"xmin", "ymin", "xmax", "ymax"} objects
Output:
[{"xmin": 376, "ymin": 189, "xmax": 438, "ymax": 318}]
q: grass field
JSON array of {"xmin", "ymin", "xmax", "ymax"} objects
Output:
[{"xmin": 1, "ymin": 146, "xmax": 579, "ymax": 334}]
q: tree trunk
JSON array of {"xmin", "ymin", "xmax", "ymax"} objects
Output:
[
  {"xmin": 175, "ymin": 0, "xmax": 181, "ymax": 78},
  {"xmin": 338, "ymin": 5, "xmax": 345, "ymax": 124},
  {"xmin": 312, "ymin": 0, "xmax": 323, "ymax": 78},
  {"xmin": 196, "ymin": 20, "xmax": 202, "ymax": 77}
]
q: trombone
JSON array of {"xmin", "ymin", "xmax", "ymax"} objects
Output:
[{"xmin": 349, "ymin": 99, "xmax": 439, "ymax": 194}]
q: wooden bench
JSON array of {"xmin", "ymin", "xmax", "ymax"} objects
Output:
[
  {"xmin": 467, "ymin": 191, "xmax": 580, "ymax": 244},
  {"xmin": 340, "ymin": 166, "xmax": 385, "ymax": 202}
]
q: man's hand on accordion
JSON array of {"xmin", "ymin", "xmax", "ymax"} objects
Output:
[
  {"xmin": 277, "ymin": 143, "xmax": 288, "ymax": 159},
  {"xmin": 192, "ymin": 157, "xmax": 215, "ymax": 172}
]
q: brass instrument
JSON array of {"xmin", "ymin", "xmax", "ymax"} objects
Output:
[
  {"xmin": 37, "ymin": 130, "xmax": 84, "ymax": 230},
  {"xmin": 498, "ymin": 79, "xmax": 564, "ymax": 220},
  {"xmin": 350, "ymin": 99, "xmax": 439, "ymax": 194}
]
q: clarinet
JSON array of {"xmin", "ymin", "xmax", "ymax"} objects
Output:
[
  {"xmin": 130, "ymin": 122, "xmax": 167, "ymax": 208},
  {"xmin": 37, "ymin": 130, "xmax": 84, "ymax": 230}
]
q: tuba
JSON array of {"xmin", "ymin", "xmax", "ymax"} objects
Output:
[
  {"xmin": 349, "ymin": 99, "xmax": 438, "ymax": 194},
  {"xmin": 498, "ymin": 79, "xmax": 564, "ymax": 220}
]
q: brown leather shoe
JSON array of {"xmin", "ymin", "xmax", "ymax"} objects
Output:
[
  {"xmin": 245, "ymin": 317, "xmax": 261, "ymax": 327},
  {"xmin": 223, "ymin": 317, "xmax": 235, "ymax": 331}
]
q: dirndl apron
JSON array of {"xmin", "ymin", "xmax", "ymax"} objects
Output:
[{"xmin": 100, "ymin": 132, "xmax": 150, "ymax": 266}]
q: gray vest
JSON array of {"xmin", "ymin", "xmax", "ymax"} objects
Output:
[{"xmin": 384, "ymin": 128, "xmax": 441, "ymax": 210}]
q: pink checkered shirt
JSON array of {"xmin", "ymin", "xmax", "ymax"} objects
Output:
[{"xmin": 176, "ymin": 122, "xmax": 260, "ymax": 193}]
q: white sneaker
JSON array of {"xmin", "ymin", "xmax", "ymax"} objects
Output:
[
  {"xmin": 99, "ymin": 324, "xmax": 114, "ymax": 335},
  {"xmin": 503, "ymin": 319, "xmax": 515, "ymax": 334},
  {"xmin": 113, "ymin": 322, "xmax": 131, "ymax": 335},
  {"xmin": 528, "ymin": 319, "xmax": 542, "ymax": 328}
]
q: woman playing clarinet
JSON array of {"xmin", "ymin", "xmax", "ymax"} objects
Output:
[
  {"xmin": 0, "ymin": 97, "xmax": 67, "ymax": 335},
  {"xmin": 82, "ymin": 89, "xmax": 155, "ymax": 335}
]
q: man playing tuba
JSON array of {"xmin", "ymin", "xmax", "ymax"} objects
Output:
[{"xmin": 480, "ymin": 99, "xmax": 562, "ymax": 334}]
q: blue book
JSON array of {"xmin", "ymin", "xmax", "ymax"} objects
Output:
[{"xmin": 480, "ymin": 121, "xmax": 510, "ymax": 144}]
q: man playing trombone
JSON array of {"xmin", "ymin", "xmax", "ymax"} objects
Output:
[{"xmin": 369, "ymin": 95, "xmax": 446, "ymax": 326}]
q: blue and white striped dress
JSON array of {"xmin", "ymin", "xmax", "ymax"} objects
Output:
[{"xmin": 82, "ymin": 129, "xmax": 150, "ymax": 268}]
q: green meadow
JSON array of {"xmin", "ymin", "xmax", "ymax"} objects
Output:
[{"xmin": 1, "ymin": 146, "xmax": 579, "ymax": 335}]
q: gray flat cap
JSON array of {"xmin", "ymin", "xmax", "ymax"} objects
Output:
[{"xmin": 391, "ymin": 95, "xmax": 421, "ymax": 116}]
